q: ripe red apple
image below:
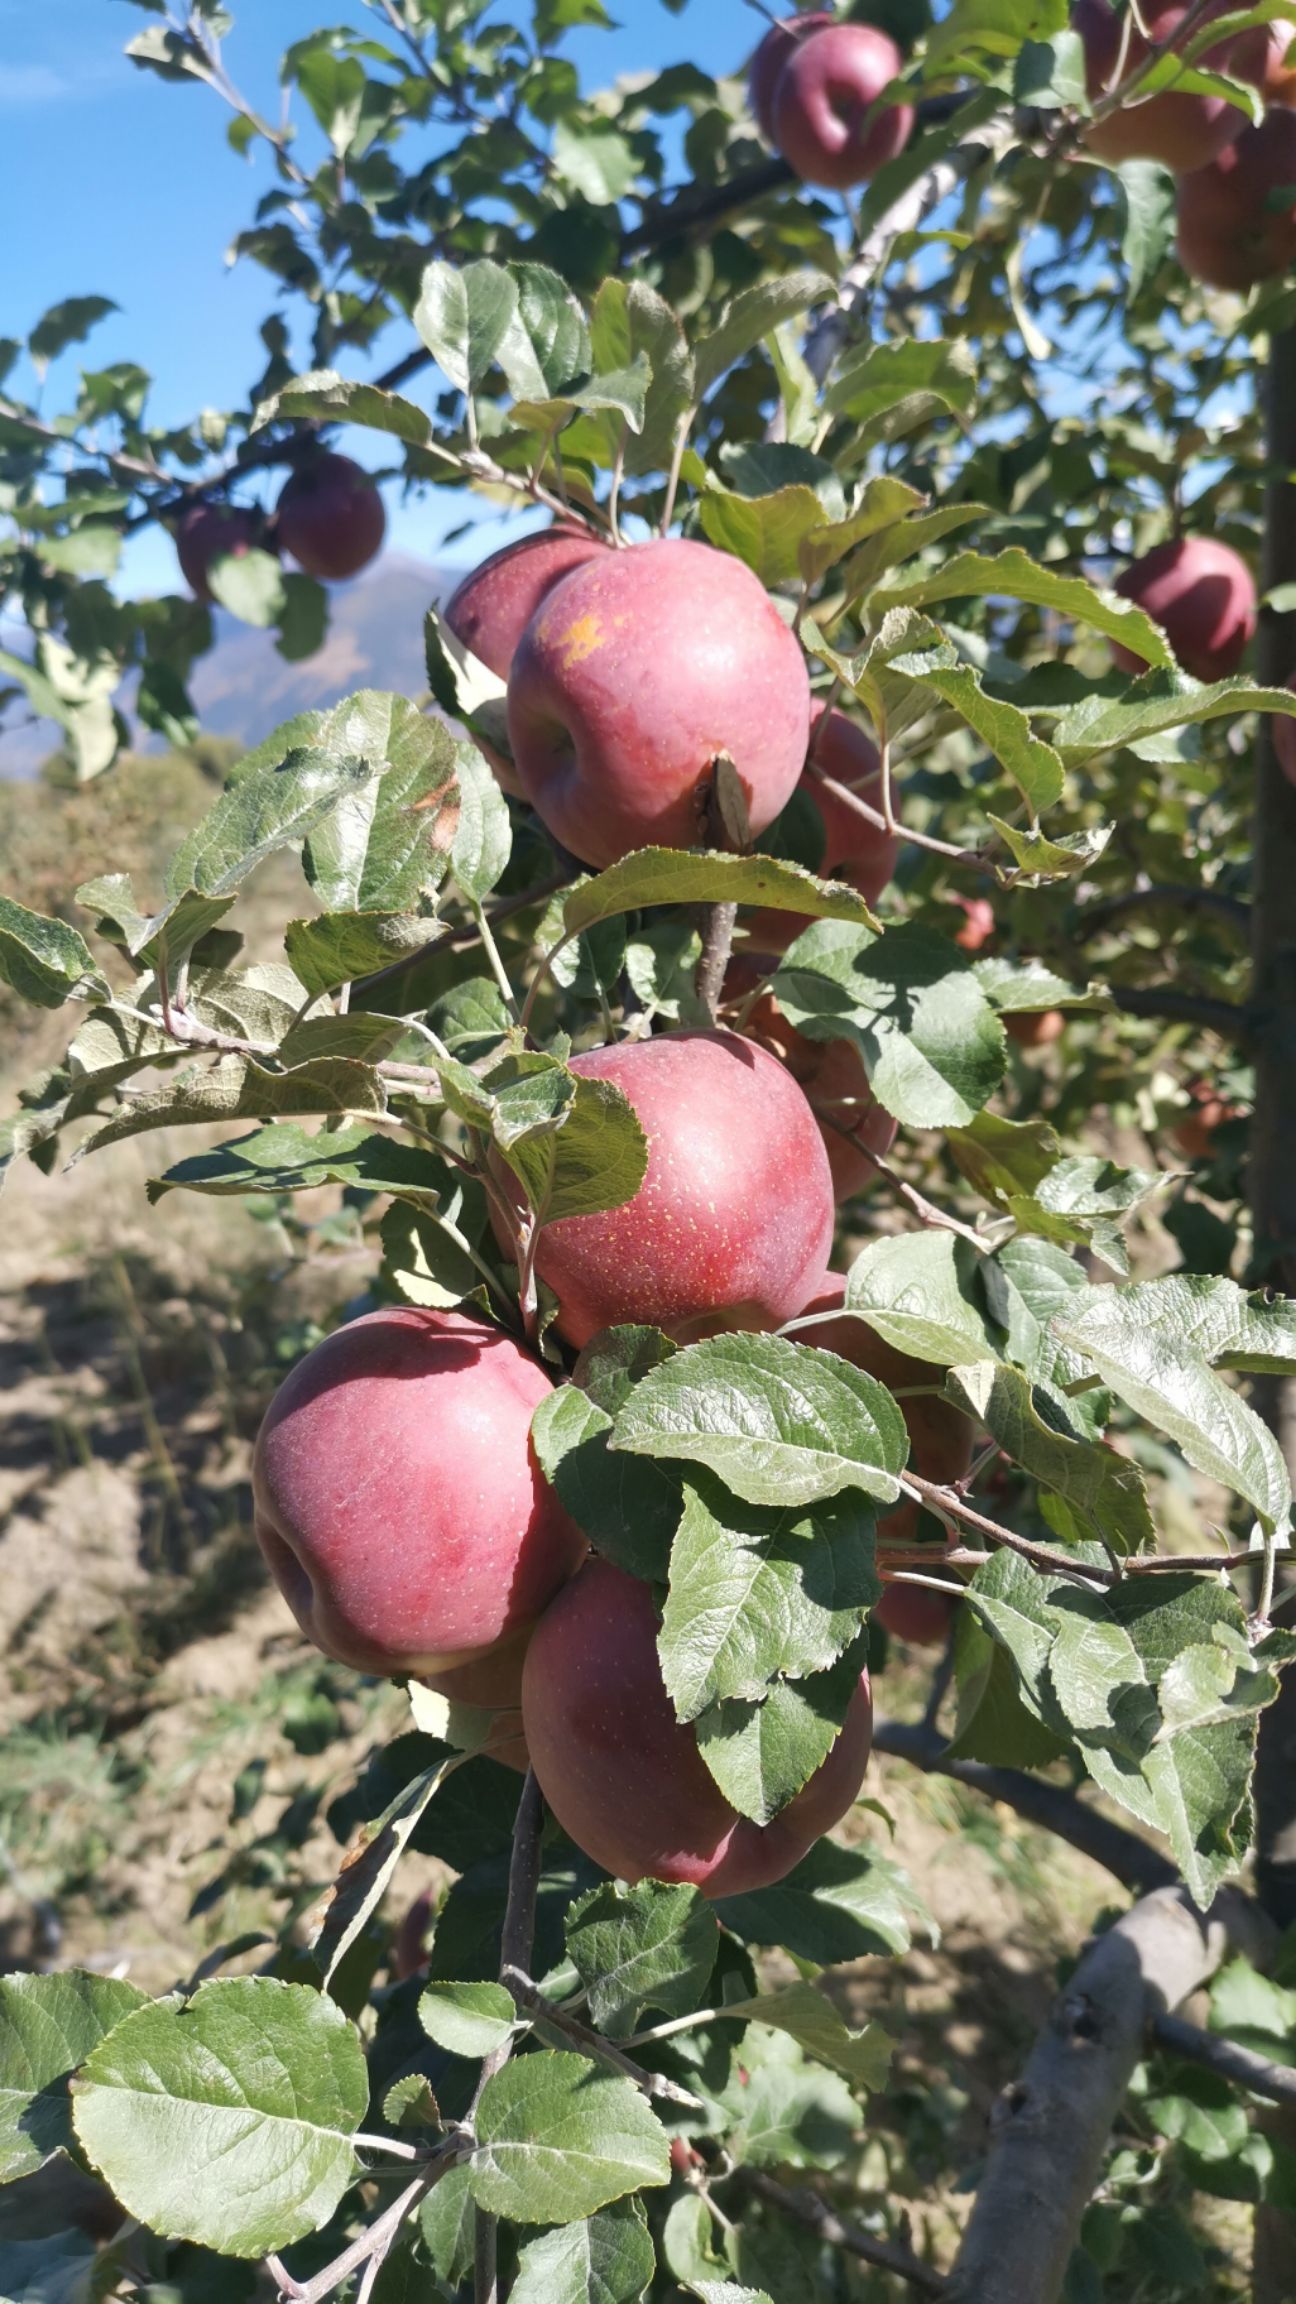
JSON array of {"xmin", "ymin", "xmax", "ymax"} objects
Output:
[
  {"xmin": 521, "ymin": 1557, "xmax": 873, "ymax": 1896},
  {"xmin": 174, "ymin": 502, "xmax": 264, "ymax": 602},
  {"xmin": 1075, "ymin": 0, "xmax": 1256, "ymax": 172},
  {"xmin": 507, "ymin": 538, "xmax": 811, "ymax": 869},
  {"xmin": 1005, "ymin": 1007, "xmax": 1066, "ymax": 1049},
  {"xmin": 724, "ymin": 955, "xmax": 898, "ymax": 1201},
  {"xmin": 951, "ymin": 895, "xmax": 996, "ymax": 953},
  {"xmin": 1111, "ymin": 538, "xmax": 1256, "ymax": 682},
  {"xmin": 1172, "ymin": 1078, "xmax": 1243, "ymax": 1159},
  {"xmin": 443, "ymin": 526, "xmax": 609, "ymax": 682},
  {"xmin": 1273, "ymin": 676, "xmax": 1296, "ymax": 784},
  {"xmin": 749, "ymin": 702, "xmax": 897, "ymax": 953},
  {"xmin": 252, "ymin": 1307, "xmax": 585, "ymax": 1679},
  {"xmin": 771, "ymin": 23, "xmax": 914, "ymax": 189},
  {"xmin": 876, "ymin": 1582, "xmax": 958, "ymax": 1648},
  {"xmin": 748, "ymin": 11, "xmax": 835, "ymax": 140},
  {"xmin": 515, "ymin": 1029, "xmax": 834, "ymax": 1349},
  {"xmin": 798, "ymin": 1271, "xmax": 974, "ymax": 1542},
  {"xmin": 275, "ymin": 451, "xmax": 386, "ymax": 580},
  {"xmin": 1177, "ymin": 111, "xmax": 1296, "ymax": 292}
]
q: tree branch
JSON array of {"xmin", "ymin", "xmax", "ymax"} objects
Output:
[
  {"xmin": 473, "ymin": 1770, "xmax": 545, "ymax": 2304},
  {"xmin": 1108, "ymin": 984, "xmax": 1250, "ymax": 1039},
  {"xmin": 1072, "ymin": 885, "xmax": 1249, "ymax": 937},
  {"xmin": 1152, "ymin": 2011, "xmax": 1296, "ymax": 2106},
  {"xmin": 501, "ymin": 1969, "xmax": 706, "ymax": 2110},
  {"xmin": 872, "ymin": 1719, "xmax": 1177, "ymax": 1897},
  {"xmin": 944, "ymin": 1885, "xmax": 1275, "ymax": 2304},
  {"xmin": 737, "ymin": 2167, "xmax": 947, "ymax": 2297}
]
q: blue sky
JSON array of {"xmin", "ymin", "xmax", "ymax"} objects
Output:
[{"xmin": 0, "ymin": 0, "xmax": 763, "ymax": 593}]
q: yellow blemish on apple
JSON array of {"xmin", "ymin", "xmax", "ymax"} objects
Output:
[{"xmin": 555, "ymin": 612, "xmax": 607, "ymax": 670}]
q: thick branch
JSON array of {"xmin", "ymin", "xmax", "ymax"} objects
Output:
[
  {"xmin": 872, "ymin": 1719, "xmax": 1176, "ymax": 1897},
  {"xmin": 737, "ymin": 2168, "xmax": 946, "ymax": 2297},
  {"xmin": 1107, "ymin": 984, "xmax": 1249, "ymax": 1038},
  {"xmin": 944, "ymin": 1885, "xmax": 1274, "ymax": 2304}
]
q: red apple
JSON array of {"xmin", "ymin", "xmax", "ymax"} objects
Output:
[
  {"xmin": 749, "ymin": 701, "xmax": 897, "ymax": 953},
  {"xmin": 875, "ymin": 1582, "xmax": 957, "ymax": 1647},
  {"xmin": 798, "ymin": 1271, "xmax": 974, "ymax": 1543},
  {"xmin": 275, "ymin": 451, "xmax": 386, "ymax": 580},
  {"xmin": 1111, "ymin": 537, "xmax": 1256, "ymax": 682},
  {"xmin": 952, "ymin": 895, "xmax": 996, "ymax": 953},
  {"xmin": 1273, "ymin": 675, "xmax": 1296, "ymax": 783},
  {"xmin": 771, "ymin": 23, "xmax": 914, "ymax": 189},
  {"xmin": 252, "ymin": 1307, "xmax": 585, "ymax": 1679},
  {"xmin": 174, "ymin": 502, "xmax": 264, "ymax": 602},
  {"xmin": 506, "ymin": 1029, "xmax": 834, "ymax": 1350},
  {"xmin": 724, "ymin": 954, "xmax": 898, "ymax": 1201},
  {"xmin": 507, "ymin": 538, "xmax": 811, "ymax": 869},
  {"xmin": 521, "ymin": 1557, "xmax": 874, "ymax": 1896},
  {"xmin": 748, "ymin": 11, "xmax": 835, "ymax": 140},
  {"xmin": 441, "ymin": 527, "xmax": 609, "ymax": 796},
  {"xmin": 1005, "ymin": 1007, "xmax": 1066, "ymax": 1048},
  {"xmin": 1075, "ymin": 0, "xmax": 1256, "ymax": 172},
  {"xmin": 1172, "ymin": 1078, "xmax": 1244, "ymax": 1159},
  {"xmin": 1177, "ymin": 111, "xmax": 1296, "ymax": 292}
]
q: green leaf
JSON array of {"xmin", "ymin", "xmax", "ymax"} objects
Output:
[
  {"xmin": 714, "ymin": 1836, "xmax": 920, "ymax": 1962},
  {"xmin": 304, "ymin": 709, "xmax": 458, "ymax": 913},
  {"xmin": 470, "ymin": 2052, "xmax": 670, "ymax": 2224},
  {"xmin": 925, "ymin": 0, "xmax": 1068, "ymax": 70},
  {"xmin": 165, "ymin": 746, "xmax": 377, "ymax": 905},
  {"xmin": 989, "ymin": 815, "xmax": 1115, "ymax": 884},
  {"xmin": 589, "ymin": 278, "xmax": 693, "ymax": 477},
  {"xmin": 530, "ymin": 1382, "xmax": 681, "ymax": 1583},
  {"xmin": 208, "ymin": 546, "xmax": 286, "ymax": 627},
  {"xmin": 511, "ymin": 2201, "xmax": 655, "ymax": 2304},
  {"xmin": 308, "ymin": 1754, "xmax": 458, "ymax": 1987},
  {"xmin": 698, "ymin": 480, "xmax": 829, "ymax": 588},
  {"xmin": 823, "ymin": 339, "xmax": 977, "ymax": 441},
  {"xmin": 716, "ymin": 1983, "xmax": 892, "ymax": 2091},
  {"xmin": 610, "ymin": 1333, "xmax": 908, "ymax": 1509},
  {"xmin": 565, "ymin": 1880, "xmax": 719, "ymax": 2041},
  {"xmin": 291, "ymin": 45, "xmax": 365, "ymax": 154},
  {"xmin": 874, "ymin": 550, "xmax": 1174, "ymax": 670},
  {"xmin": 659, "ymin": 1477, "xmax": 878, "ymax": 1719},
  {"xmin": 452, "ymin": 740, "xmax": 513, "ymax": 903},
  {"xmin": 948, "ymin": 1607, "xmax": 1070, "ymax": 1767},
  {"xmin": 772, "ymin": 920, "xmax": 1007, "ymax": 1128},
  {"xmin": 564, "ymin": 851, "xmax": 877, "ymax": 940},
  {"xmin": 71, "ymin": 1978, "xmax": 367, "ymax": 2256},
  {"xmin": 38, "ymin": 524, "xmax": 122, "ymax": 579},
  {"xmin": 413, "ymin": 259, "xmax": 520, "ymax": 396},
  {"xmin": 491, "ymin": 1058, "xmax": 648, "ymax": 1224},
  {"xmin": 0, "ymin": 2232, "xmax": 96, "ymax": 2303},
  {"xmin": 495, "ymin": 264, "xmax": 592, "ymax": 401},
  {"xmin": 0, "ymin": 1972, "xmax": 147, "ymax": 2181},
  {"xmin": 78, "ymin": 1053, "xmax": 387, "ymax": 1160},
  {"xmin": 1049, "ymin": 674, "xmax": 1296, "ymax": 769},
  {"xmin": 1053, "ymin": 1280, "xmax": 1294, "ymax": 1532},
  {"xmin": 254, "ymin": 369, "xmax": 433, "ymax": 446},
  {"xmin": 552, "ymin": 120, "xmax": 640, "ymax": 205},
  {"xmin": 1007, "ymin": 1155, "xmax": 1168, "ymax": 1276},
  {"xmin": 149, "ymin": 1121, "xmax": 451, "ymax": 1203},
  {"xmin": 1119, "ymin": 160, "xmax": 1177, "ymax": 296},
  {"xmin": 840, "ymin": 1230, "xmax": 998, "ymax": 1365},
  {"xmin": 284, "ymin": 910, "xmax": 444, "ymax": 999},
  {"xmin": 692, "ymin": 271, "xmax": 835, "ymax": 402},
  {"xmin": 945, "ymin": 1361, "xmax": 1155, "ymax": 1552},
  {"xmin": 419, "ymin": 1981, "xmax": 517, "ymax": 2059},
  {"xmin": 797, "ymin": 475, "xmax": 927, "ymax": 589},
  {"xmin": 713, "ymin": 2027, "xmax": 857, "ymax": 2170},
  {"xmin": 696, "ymin": 1651, "xmax": 865, "ymax": 1825},
  {"xmin": 0, "ymin": 898, "xmax": 106, "ymax": 1010},
  {"xmin": 28, "ymin": 295, "xmax": 117, "ymax": 371}
]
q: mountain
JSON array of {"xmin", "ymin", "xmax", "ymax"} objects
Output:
[{"xmin": 0, "ymin": 552, "xmax": 452, "ymax": 778}]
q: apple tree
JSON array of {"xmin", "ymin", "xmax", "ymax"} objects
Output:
[{"xmin": 3, "ymin": 2, "xmax": 1296, "ymax": 2299}]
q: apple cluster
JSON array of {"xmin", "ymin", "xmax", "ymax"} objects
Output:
[
  {"xmin": 748, "ymin": 13, "xmax": 914, "ymax": 190},
  {"xmin": 173, "ymin": 450, "xmax": 386, "ymax": 601},
  {"xmin": 1071, "ymin": 0, "xmax": 1296, "ymax": 290}
]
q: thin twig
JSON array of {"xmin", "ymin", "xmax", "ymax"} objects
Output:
[
  {"xmin": 804, "ymin": 758, "xmax": 987, "ymax": 869},
  {"xmin": 736, "ymin": 2169, "xmax": 947, "ymax": 2297},
  {"xmin": 1108, "ymin": 984, "xmax": 1250, "ymax": 1039},
  {"xmin": 473, "ymin": 1771, "xmax": 546, "ymax": 2304},
  {"xmin": 1072, "ymin": 885, "xmax": 1249, "ymax": 937},
  {"xmin": 1152, "ymin": 2011, "xmax": 1296, "ymax": 2105},
  {"xmin": 502, "ymin": 1968, "xmax": 706, "ymax": 2109},
  {"xmin": 696, "ymin": 903, "xmax": 739, "ymax": 1022}
]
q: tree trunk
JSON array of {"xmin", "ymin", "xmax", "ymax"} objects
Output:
[{"xmin": 1249, "ymin": 322, "xmax": 1296, "ymax": 2303}]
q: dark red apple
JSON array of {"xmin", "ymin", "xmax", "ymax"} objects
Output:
[
  {"xmin": 507, "ymin": 538, "xmax": 811, "ymax": 869},
  {"xmin": 511, "ymin": 1029, "xmax": 834, "ymax": 1350},
  {"xmin": 724, "ymin": 954, "xmax": 898, "ymax": 1201},
  {"xmin": 952, "ymin": 895, "xmax": 996, "ymax": 953},
  {"xmin": 876, "ymin": 1582, "xmax": 958, "ymax": 1647},
  {"xmin": 1075, "ymin": 0, "xmax": 1257, "ymax": 172},
  {"xmin": 1177, "ymin": 111, "xmax": 1296, "ymax": 291},
  {"xmin": 1005, "ymin": 1008, "xmax": 1066, "ymax": 1048},
  {"xmin": 770, "ymin": 23, "xmax": 914, "ymax": 190},
  {"xmin": 748, "ymin": 11, "xmax": 835, "ymax": 141},
  {"xmin": 798, "ymin": 1271, "xmax": 975, "ymax": 1543},
  {"xmin": 1111, "ymin": 537, "xmax": 1256, "ymax": 682},
  {"xmin": 252, "ymin": 1307, "xmax": 585, "ymax": 1679},
  {"xmin": 441, "ymin": 527, "xmax": 609, "ymax": 796},
  {"xmin": 174, "ymin": 502, "xmax": 264, "ymax": 602},
  {"xmin": 275, "ymin": 451, "xmax": 386, "ymax": 580},
  {"xmin": 748, "ymin": 701, "xmax": 897, "ymax": 954},
  {"xmin": 521, "ymin": 1557, "xmax": 873, "ymax": 1896}
]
